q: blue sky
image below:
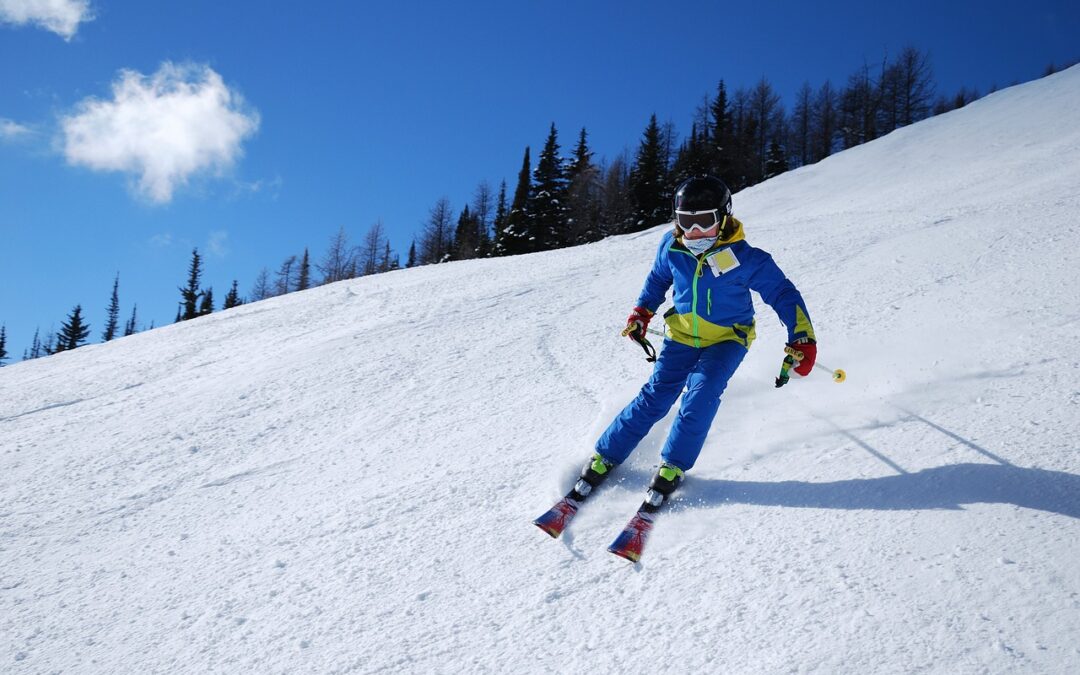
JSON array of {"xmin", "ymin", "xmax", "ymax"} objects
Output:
[{"xmin": 1, "ymin": 0, "xmax": 1078, "ymax": 360}]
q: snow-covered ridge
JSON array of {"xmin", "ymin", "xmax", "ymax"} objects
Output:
[{"xmin": 2, "ymin": 66, "xmax": 1079, "ymax": 673}]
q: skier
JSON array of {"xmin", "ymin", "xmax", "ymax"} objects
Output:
[{"xmin": 548, "ymin": 175, "xmax": 818, "ymax": 542}]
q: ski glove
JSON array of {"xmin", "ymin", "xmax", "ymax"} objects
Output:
[
  {"xmin": 786, "ymin": 340, "xmax": 817, "ymax": 376},
  {"xmin": 625, "ymin": 306, "xmax": 654, "ymax": 339}
]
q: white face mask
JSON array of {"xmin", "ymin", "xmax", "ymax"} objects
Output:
[{"xmin": 683, "ymin": 235, "xmax": 717, "ymax": 255}]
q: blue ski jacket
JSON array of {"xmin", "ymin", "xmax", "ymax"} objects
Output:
[{"xmin": 636, "ymin": 218, "xmax": 815, "ymax": 349}]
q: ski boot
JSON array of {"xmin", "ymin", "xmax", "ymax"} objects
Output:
[
  {"xmin": 608, "ymin": 463, "xmax": 684, "ymax": 561},
  {"xmin": 534, "ymin": 454, "xmax": 616, "ymax": 538}
]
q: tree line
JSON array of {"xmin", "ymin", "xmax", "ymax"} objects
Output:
[{"xmin": 4, "ymin": 50, "xmax": 1067, "ymax": 366}]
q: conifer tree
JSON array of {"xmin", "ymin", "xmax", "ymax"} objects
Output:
[
  {"xmin": 223, "ymin": 281, "xmax": 243, "ymax": 309},
  {"xmin": 297, "ymin": 249, "xmax": 311, "ymax": 291},
  {"xmin": 0, "ymin": 325, "xmax": 7, "ymax": 366},
  {"xmin": 406, "ymin": 240, "xmax": 417, "ymax": 268},
  {"xmin": 179, "ymin": 249, "xmax": 204, "ymax": 321},
  {"xmin": 764, "ymin": 138, "xmax": 789, "ymax": 179},
  {"xmin": 490, "ymin": 181, "xmax": 509, "ymax": 257},
  {"xmin": 199, "ymin": 287, "xmax": 214, "ymax": 316},
  {"xmin": 29, "ymin": 327, "xmax": 42, "ymax": 358},
  {"xmin": 58, "ymin": 305, "xmax": 91, "ymax": 352},
  {"xmin": 500, "ymin": 146, "xmax": 532, "ymax": 255},
  {"xmin": 601, "ymin": 153, "xmax": 634, "ymax": 235},
  {"xmin": 102, "ymin": 273, "xmax": 120, "ymax": 342},
  {"xmin": 529, "ymin": 123, "xmax": 570, "ymax": 250},
  {"xmin": 471, "ymin": 181, "xmax": 494, "ymax": 258},
  {"xmin": 452, "ymin": 205, "xmax": 480, "ymax": 260},
  {"xmin": 379, "ymin": 241, "xmax": 398, "ymax": 272},
  {"xmin": 671, "ymin": 123, "xmax": 711, "ymax": 186},
  {"xmin": 630, "ymin": 114, "xmax": 670, "ymax": 230},
  {"xmin": 124, "ymin": 306, "xmax": 138, "ymax": 336},
  {"xmin": 42, "ymin": 332, "xmax": 57, "ymax": 356},
  {"xmin": 566, "ymin": 128, "xmax": 602, "ymax": 245},
  {"xmin": 708, "ymin": 80, "xmax": 732, "ymax": 182}
]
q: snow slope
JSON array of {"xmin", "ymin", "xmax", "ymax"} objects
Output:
[{"xmin": 3, "ymin": 67, "xmax": 1080, "ymax": 674}]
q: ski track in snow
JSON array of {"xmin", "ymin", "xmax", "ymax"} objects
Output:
[{"xmin": 2, "ymin": 67, "xmax": 1080, "ymax": 673}]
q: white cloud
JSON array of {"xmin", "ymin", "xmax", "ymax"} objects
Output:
[
  {"xmin": 149, "ymin": 233, "xmax": 173, "ymax": 248},
  {"xmin": 1, "ymin": 117, "xmax": 34, "ymax": 141},
  {"xmin": 207, "ymin": 230, "xmax": 229, "ymax": 258},
  {"xmin": 0, "ymin": 0, "xmax": 93, "ymax": 40},
  {"xmin": 60, "ymin": 62, "xmax": 260, "ymax": 203}
]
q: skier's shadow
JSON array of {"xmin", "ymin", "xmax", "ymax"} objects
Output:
[{"xmin": 675, "ymin": 463, "xmax": 1080, "ymax": 519}]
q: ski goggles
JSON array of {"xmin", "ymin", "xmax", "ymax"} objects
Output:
[{"xmin": 675, "ymin": 209, "xmax": 729, "ymax": 235}]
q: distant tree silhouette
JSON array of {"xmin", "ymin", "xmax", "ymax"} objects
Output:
[
  {"xmin": 223, "ymin": 281, "xmax": 243, "ymax": 309},
  {"xmin": 102, "ymin": 273, "xmax": 120, "ymax": 342},
  {"xmin": 57, "ymin": 305, "xmax": 91, "ymax": 352},
  {"xmin": 178, "ymin": 249, "xmax": 204, "ymax": 321}
]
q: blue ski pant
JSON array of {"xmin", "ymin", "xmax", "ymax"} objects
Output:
[{"xmin": 596, "ymin": 339, "xmax": 747, "ymax": 472}]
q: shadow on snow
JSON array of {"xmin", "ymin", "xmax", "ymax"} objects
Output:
[{"xmin": 678, "ymin": 463, "xmax": 1080, "ymax": 519}]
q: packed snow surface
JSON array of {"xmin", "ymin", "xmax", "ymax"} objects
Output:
[{"xmin": 3, "ymin": 67, "xmax": 1080, "ymax": 674}]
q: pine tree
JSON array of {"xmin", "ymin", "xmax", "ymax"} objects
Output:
[
  {"xmin": 671, "ymin": 123, "xmax": 710, "ymax": 186},
  {"xmin": 42, "ymin": 332, "xmax": 57, "ymax": 356},
  {"xmin": 28, "ymin": 327, "xmax": 42, "ymax": 359},
  {"xmin": 406, "ymin": 240, "xmax": 417, "ymax": 268},
  {"xmin": 452, "ymin": 205, "xmax": 480, "ymax": 260},
  {"xmin": 708, "ymin": 80, "xmax": 732, "ymax": 182},
  {"xmin": 58, "ymin": 305, "xmax": 91, "ymax": 352},
  {"xmin": 471, "ymin": 181, "xmax": 494, "ymax": 258},
  {"xmin": 764, "ymin": 139, "xmax": 789, "ymax": 179},
  {"xmin": 179, "ymin": 249, "xmax": 204, "ymax": 321},
  {"xmin": 102, "ymin": 273, "xmax": 120, "ymax": 342},
  {"xmin": 500, "ymin": 146, "xmax": 533, "ymax": 255},
  {"xmin": 199, "ymin": 287, "xmax": 214, "ymax": 316},
  {"xmin": 379, "ymin": 241, "xmax": 398, "ymax": 272},
  {"xmin": 124, "ymin": 305, "xmax": 138, "ymax": 336},
  {"xmin": 0, "ymin": 325, "xmax": 7, "ymax": 366},
  {"xmin": 490, "ymin": 181, "xmax": 509, "ymax": 256},
  {"xmin": 529, "ymin": 123, "xmax": 570, "ymax": 250},
  {"xmin": 601, "ymin": 153, "xmax": 634, "ymax": 235},
  {"xmin": 629, "ymin": 114, "xmax": 670, "ymax": 230},
  {"xmin": 297, "ymin": 249, "xmax": 311, "ymax": 291},
  {"xmin": 565, "ymin": 128, "xmax": 602, "ymax": 245},
  {"xmin": 223, "ymin": 280, "xmax": 243, "ymax": 309}
]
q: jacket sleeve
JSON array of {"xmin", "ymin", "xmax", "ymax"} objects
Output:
[
  {"xmin": 746, "ymin": 248, "xmax": 816, "ymax": 343},
  {"xmin": 635, "ymin": 234, "xmax": 674, "ymax": 312}
]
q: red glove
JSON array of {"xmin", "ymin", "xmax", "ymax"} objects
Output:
[
  {"xmin": 625, "ymin": 306, "xmax": 654, "ymax": 338},
  {"xmin": 787, "ymin": 340, "xmax": 817, "ymax": 376}
]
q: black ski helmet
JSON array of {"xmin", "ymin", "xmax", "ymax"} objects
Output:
[{"xmin": 673, "ymin": 175, "xmax": 733, "ymax": 217}]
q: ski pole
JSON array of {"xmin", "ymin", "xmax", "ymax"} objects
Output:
[{"xmin": 775, "ymin": 345, "xmax": 846, "ymax": 388}]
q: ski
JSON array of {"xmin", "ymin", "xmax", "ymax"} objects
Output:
[
  {"xmin": 607, "ymin": 505, "xmax": 657, "ymax": 562},
  {"xmin": 533, "ymin": 492, "xmax": 583, "ymax": 538},
  {"xmin": 608, "ymin": 464, "xmax": 682, "ymax": 562}
]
